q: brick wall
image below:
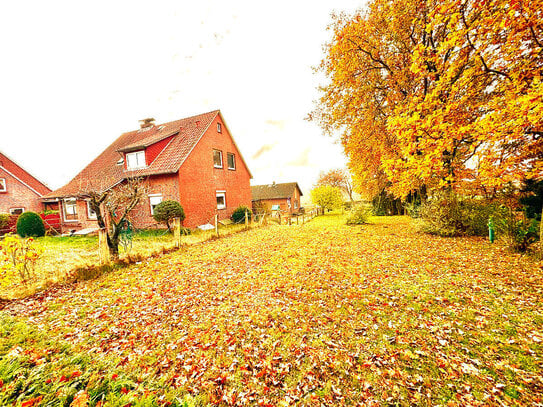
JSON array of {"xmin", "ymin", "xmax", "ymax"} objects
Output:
[
  {"xmin": 0, "ymin": 167, "xmax": 44, "ymax": 214},
  {"xmin": 178, "ymin": 115, "xmax": 252, "ymax": 227},
  {"xmin": 128, "ymin": 174, "xmax": 180, "ymax": 229}
]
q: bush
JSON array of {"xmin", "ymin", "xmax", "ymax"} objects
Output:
[
  {"xmin": 496, "ymin": 211, "xmax": 539, "ymax": 252},
  {"xmin": 16, "ymin": 212, "xmax": 45, "ymax": 237},
  {"xmin": 152, "ymin": 200, "xmax": 185, "ymax": 231},
  {"xmin": 420, "ymin": 194, "xmax": 509, "ymax": 237},
  {"xmin": 0, "ymin": 214, "xmax": 9, "ymax": 231},
  {"xmin": 346, "ymin": 207, "xmax": 370, "ymax": 225},
  {"xmin": 420, "ymin": 195, "xmax": 465, "ymax": 236},
  {"xmin": 231, "ymin": 206, "xmax": 252, "ymax": 224},
  {"xmin": 404, "ymin": 202, "xmax": 421, "ymax": 218},
  {"xmin": 0, "ymin": 234, "xmax": 43, "ymax": 285}
]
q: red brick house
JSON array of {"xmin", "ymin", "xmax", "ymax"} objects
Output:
[
  {"xmin": 251, "ymin": 182, "xmax": 303, "ymax": 215},
  {"xmin": 0, "ymin": 151, "xmax": 52, "ymax": 215},
  {"xmin": 44, "ymin": 110, "xmax": 252, "ymax": 231}
]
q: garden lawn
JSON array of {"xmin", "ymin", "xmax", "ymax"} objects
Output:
[
  {"xmin": 3, "ymin": 224, "xmax": 251, "ymax": 299},
  {"xmin": 1, "ymin": 214, "xmax": 542, "ymax": 406}
]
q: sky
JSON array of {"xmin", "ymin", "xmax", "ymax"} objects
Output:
[{"xmin": 0, "ymin": 0, "xmax": 364, "ymax": 198}]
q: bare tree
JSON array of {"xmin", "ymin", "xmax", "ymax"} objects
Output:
[
  {"xmin": 79, "ymin": 177, "xmax": 147, "ymax": 260},
  {"xmin": 316, "ymin": 169, "xmax": 354, "ymax": 203}
]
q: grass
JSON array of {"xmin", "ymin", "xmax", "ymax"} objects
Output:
[
  {"xmin": 1, "ymin": 222, "xmax": 264, "ymax": 300},
  {"xmin": 1, "ymin": 213, "xmax": 542, "ymax": 405}
]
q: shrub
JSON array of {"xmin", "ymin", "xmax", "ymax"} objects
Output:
[
  {"xmin": 231, "ymin": 206, "xmax": 252, "ymax": 224},
  {"xmin": 346, "ymin": 207, "xmax": 370, "ymax": 225},
  {"xmin": 152, "ymin": 200, "xmax": 185, "ymax": 232},
  {"xmin": 420, "ymin": 194, "xmax": 509, "ymax": 237},
  {"xmin": 404, "ymin": 202, "xmax": 421, "ymax": 218},
  {"xmin": 420, "ymin": 194, "xmax": 465, "ymax": 236},
  {"xmin": 496, "ymin": 211, "xmax": 539, "ymax": 252},
  {"xmin": 16, "ymin": 212, "xmax": 45, "ymax": 237},
  {"xmin": 0, "ymin": 214, "xmax": 10, "ymax": 231},
  {"xmin": 462, "ymin": 201, "xmax": 507, "ymax": 236},
  {"xmin": 0, "ymin": 234, "xmax": 43, "ymax": 285}
]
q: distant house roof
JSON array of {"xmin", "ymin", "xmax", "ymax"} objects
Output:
[
  {"xmin": 251, "ymin": 182, "xmax": 303, "ymax": 201},
  {"xmin": 46, "ymin": 110, "xmax": 250, "ymax": 199},
  {"xmin": 0, "ymin": 151, "xmax": 51, "ymax": 196}
]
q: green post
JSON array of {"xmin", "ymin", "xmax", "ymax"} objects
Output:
[{"xmin": 488, "ymin": 217, "xmax": 495, "ymax": 243}]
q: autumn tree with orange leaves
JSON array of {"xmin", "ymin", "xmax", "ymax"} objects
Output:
[
  {"xmin": 316, "ymin": 168, "xmax": 354, "ymax": 202},
  {"xmin": 312, "ymin": 0, "xmax": 543, "ymax": 199}
]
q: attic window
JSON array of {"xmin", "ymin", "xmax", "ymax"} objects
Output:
[
  {"xmin": 217, "ymin": 123, "xmax": 222, "ymax": 133},
  {"xmin": 0, "ymin": 178, "xmax": 6, "ymax": 192},
  {"xmin": 126, "ymin": 151, "xmax": 146, "ymax": 169}
]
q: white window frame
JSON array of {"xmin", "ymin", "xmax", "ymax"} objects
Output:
[
  {"xmin": 63, "ymin": 198, "xmax": 78, "ymax": 222},
  {"xmin": 149, "ymin": 194, "xmax": 163, "ymax": 215},
  {"xmin": 213, "ymin": 150, "xmax": 223, "ymax": 168},
  {"xmin": 9, "ymin": 208, "xmax": 24, "ymax": 215},
  {"xmin": 87, "ymin": 201, "xmax": 97, "ymax": 220},
  {"xmin": 126, "ymin": 150, "xmax": 146, "ymax": 170},
  {"xmin": 216, "ymin": 191, "xmax": 226, "ymax": 210},
  {"xmin": 0, "ymin": 178, "xmax": 6, "ymax": 192},
  {"xmin": 217, "ymin": 123, "xmax": 222, "ymax": 133},
  {"xmin": 227, "ymin": 153, "xmax": 236, "ymax": 170}
]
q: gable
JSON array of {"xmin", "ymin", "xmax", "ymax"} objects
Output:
[
  {"xmin": 0, "ymin": 152, "xmax": 51, "ymax": 196},
  {"xmin": 46, "ymin": 110, "xmax": 223, "ymax": 198},
  {"xmin": 180, "ymin": 111, "xmax": 252, "ymax": 178}
]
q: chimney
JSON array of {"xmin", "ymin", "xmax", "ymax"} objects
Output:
[{"xmin": 139, "ymin": 118, "xmax": 155, "ymax": 129}]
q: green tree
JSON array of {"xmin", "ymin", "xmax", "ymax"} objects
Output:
[
  {"xmin": 310, "ymin": 185, "xmax": 344, "ymax": 212},
  {"xmin": 152, "ymin": 200, "xmax": 185, "ymax": 232}
]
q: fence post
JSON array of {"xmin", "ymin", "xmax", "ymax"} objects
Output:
[
  {"xmin": 245, "ymin": 210, "xmax": 248, "ymax": 230},
  {"xmin": 173, "ymin": 217, "xmax": 181, "ymax": 248},
  {"xmin": 215, "ymin": 214, "xmax": 219, "ymax": 237},
  {"xmin": 98, "ymin": 229, "xmax": 110, "ymax": 265}
]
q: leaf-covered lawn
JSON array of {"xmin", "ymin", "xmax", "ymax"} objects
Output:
[{"xmin": 1, "ymin": 214, "xmax": 542, "ymax": 406}]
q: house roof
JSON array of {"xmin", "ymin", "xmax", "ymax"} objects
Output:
[
  {"xmin": 45, "ymin": 110, "xmax": 229, "ymax": 198},
  {"xmin": 0, "ymin": 151, "xmax": 51, "ymax": 196},
  {"xmin": 251, "ymin": 182, "xmax": 303, "ymax": 201}
]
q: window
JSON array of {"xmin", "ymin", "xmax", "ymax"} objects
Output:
[
  {"xmin": 87, "ymin": 201, "xmax": 97, "ymax": 220},
  {"xmin": 149, "ymin": 194, "xmax": 163, "ymax": 215},
  {"xmin": 216, "ymin": 191, "xmax": 226, "ymax": 210},
  {"xmin": 9, "ymin": 208, "xmax": 24, "ymax": 215},
  {"xmin": 63, "ymin": 198, "xmax": 78, "ymax": 221},
  {"xmin": 227, "ymin": 153, "xmax": 236, "ymax": 170},
  {"xmin": 294, "ymin": 200, "xmax": 298, "ymax": 209},
  {"xmin": 126, "ymin": 151, "xmax": 146, "ymax": 169},
  {"xmin": 217, "ymin": 123, "xmax": 222, "ymax": 133},
  {"xmin": 0, "ymin": 178, "xmax": 5, "ymax": 192},
  {"xmin": 213, "ymin": 150, "xmax": 223, "ymax": 168}
]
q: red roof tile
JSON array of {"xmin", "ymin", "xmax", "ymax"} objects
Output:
[
  {"xmin": 45, "ymin": 110, "xmax": 220, "ymax": 198},
  {"xmin": 0, "ymin": 151, "xmax": 51, "ymax": 196},
  {"xmin": 251, "ymin": 182, "xmax": 303, "ymax": 200}
]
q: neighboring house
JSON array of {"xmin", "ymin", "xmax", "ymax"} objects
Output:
[
  {"xmin": 0, "ymin": 151, "xmax": 52, "ymax": 215},
  {"xmin": 44, "ymin": 110, "xmax": 252, "ymax": 231},
  {"xmin": 251, "ymin": 182, "xmax": 303, "ymax": 215}
]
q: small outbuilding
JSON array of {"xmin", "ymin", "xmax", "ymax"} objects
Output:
[{"xmin": 251, "ymin": 182, "xmax": 303, "ymax": 215}]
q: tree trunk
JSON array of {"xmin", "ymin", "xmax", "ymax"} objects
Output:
[{"xmin": 107, "ymin": 228, "xmax": 121, "ymax": 260}]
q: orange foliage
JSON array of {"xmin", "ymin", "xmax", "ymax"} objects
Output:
[{"xmin": 313, "ymin": 0, "xmax": 543, "ymax": 197}]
